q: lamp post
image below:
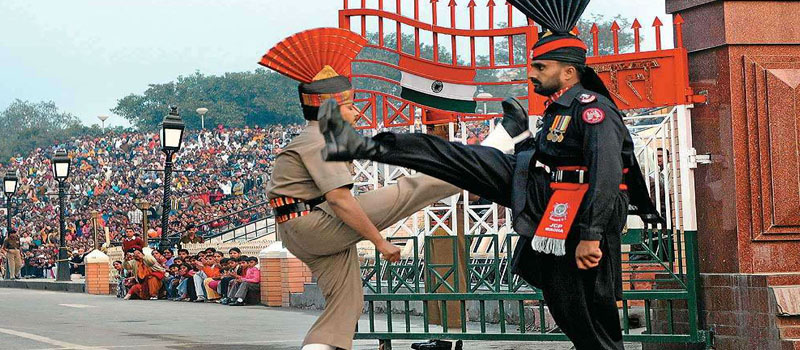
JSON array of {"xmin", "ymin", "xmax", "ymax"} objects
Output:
[
  {"xmin": 159, "ymin": 107, "xmax": 185, "ymax": 251},
  {"xmin": 2, "ymin": 170, "xmax": 15, "ymax": 280},
  {"xmin": 98, "ymin": 115, "xmax": 110, "ymax": 133},
  {"xmin": 52, "ymin": 149, "xmax": 71, "ymax": 281},
  {"xmin": 476, "ymin": 92, "xmax": 493, "ymax": 115},
  {"xmin": 3, "ymin": 170, "xmax": 17, "ymax": 236},
  {"xmin": 134, "ymin": 198, "xmax": 151, "ymax": 237},
  {"xmin": 196, "ymin": 108, "xmax": 208, "ymax": 130}
]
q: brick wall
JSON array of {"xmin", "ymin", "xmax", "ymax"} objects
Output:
[
  {"xmin": 259, "ymin": 246, "xmax": 313, "ymax": 307},
  {"xmin": 85, "ymin": 250, "xmax": 111, "ymax": 295},
  {"xmin": 644, "ymin": 273, "xmax": 800, "ymax": 350}
]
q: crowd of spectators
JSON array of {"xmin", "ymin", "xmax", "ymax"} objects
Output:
[
  {"xmin": 0, "ymin": 124, "xmax": 302, "ymax": 278},
  {"xmin": 1, "ymin": 119, "xmax": 494, "ymax": 279},
  {"xmin": 112, "ymin": 245, "xmax": 260, "ymax": 306}
]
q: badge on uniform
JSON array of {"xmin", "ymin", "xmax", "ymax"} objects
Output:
[
  {"xmin": 546, "ymin": 115, "xmax": 571, "ymax": 142},
  {"xmin": 582, "ymin": 108, "xmax": 605, "ymax": 124},
  {"xmin": 578, "ymin": 93, "xmax": 596, "ymax": 104}
]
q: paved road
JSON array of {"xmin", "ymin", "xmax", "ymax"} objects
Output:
[{"xmin": 0, "ymin": 288, "xmax": 642, "ymax": 349}]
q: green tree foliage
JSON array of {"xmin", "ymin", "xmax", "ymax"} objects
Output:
[
  {"xmin": 112, "ymin": 69, "xmax": 303, "ymax": 130},
  {"xmin": 0, "ymin": 100, "xmax": 89, "ymax": 162}
]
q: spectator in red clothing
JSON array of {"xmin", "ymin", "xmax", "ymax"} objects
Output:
[{"xmin": 121, "ymin": 228, "xmax": 144, "ymax": 252}]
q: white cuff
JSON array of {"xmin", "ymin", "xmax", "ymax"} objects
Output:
[{"xmin": 481, "ymin": 124, "xmax": 515, "ymax": 153}]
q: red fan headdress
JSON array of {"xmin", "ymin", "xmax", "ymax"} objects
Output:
[{"xmin": 258, "ymin": 28, "xmax": 368, "ymax": 120}]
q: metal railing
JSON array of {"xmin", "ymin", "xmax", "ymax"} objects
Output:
[
  {"xmin": 350, "ymin": 104, "xmax": 709, "ymax": 348},
  {"xmin": 164, "ymin": 200, "xmax": 274, "ymax": 246}
]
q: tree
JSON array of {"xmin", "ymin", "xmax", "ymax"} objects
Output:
[
  {"xmin": 0, "ymin": 100, "xmax": 84, "ymax": 162},
  {"xmin": 112, "ymin": 69, "xmax": 303, "ymax": 130}
]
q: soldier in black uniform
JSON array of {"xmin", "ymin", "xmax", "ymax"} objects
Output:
[{"xmin": 314, "ymin": 1, "xmax": 660, "ymax": 349}]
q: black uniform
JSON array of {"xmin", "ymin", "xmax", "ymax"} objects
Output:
[{"xmin": 363, "ymin": 84, "xmax": 658, "ymax": 350}]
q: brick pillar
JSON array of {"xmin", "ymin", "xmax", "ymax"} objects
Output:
[
  {"xmin": 84, "ymin": 250, "xmax": 110, "ymax": 295},
  {"xmin": 259, "ymin": 242, "xmax": 313, "ymax": 307}
]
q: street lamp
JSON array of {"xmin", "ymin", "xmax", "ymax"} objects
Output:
[
  {"xmin": 98, "ymin": 115, "xmax": 110, "ymax": 133},
  {"xmin": 3, "ymin": 170, "xmax": 17, "ymax": 236},
  {"xmin": 159, "ymin": 107, "xmax": 185, "ymax": 251},
  {"xmin": 51, "ymin": 149, "xmax": 71, "ymax": 281},
  {"xmin": 196, "ymin": 108, "xmax": 208, "ymax": 130},
  {"xmin": 476, "ymin": 92, "xmax": 493, "ymax": 115}
]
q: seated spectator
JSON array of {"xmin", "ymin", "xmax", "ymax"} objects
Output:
[
  {"xmin": 174, "ymin": 263, "xmax": 194, "ymax": 301},
  {"xmin": 151, "ymin": 249, "xmax": 167, "ymax": 267},
  {"xmin": 123, "ymin": 247, "xmax": 165, "ymax": 300},
  {"xmin": 177, "ymin": 248, "xmax": 189, "ymax": 261},
  {"xmin": 162, "ymin": 249, "xmax": 175, "ymax": 268},
  {"xmin": 164, "ymin": 264, "xmax": 181, "ymax": 300},
  {"xmin": 228, "ymin": 247, "xmax": 241, "ymax": 260},
  {"xmin": 111, "ymin": 260, "xmax": 127, "ymax": 298},
  {"xmin": 227, "ymin": 256, "xmax": 260, "ymax": 306},
  {"xmin": 219, "ymin": 257, "xmax": 242, "ymax": 305},
  {"xmin": 192, "ymin": 255, "xmax": 220, "ymax": 302},
  {"xmin": 206, "ymin": 258, "xmax": 228, "ymax": 302}
]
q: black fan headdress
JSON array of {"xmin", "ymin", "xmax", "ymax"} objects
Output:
[
  {"xmin": 508, "ymin": 0, "xmax": 615, "ymax": 103},
  {"xmin": 507, "ymin": 0, "xmax": 589, "ymax": 63}
]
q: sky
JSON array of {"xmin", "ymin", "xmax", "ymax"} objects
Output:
[{"xmin": 0, "ymin": 0, "xmax": 671, "ymax": 127}]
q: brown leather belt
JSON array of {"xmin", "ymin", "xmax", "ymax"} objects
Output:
[{"xmin": 270, "ymin": 196, "xmax": 325, "ymax": 224}]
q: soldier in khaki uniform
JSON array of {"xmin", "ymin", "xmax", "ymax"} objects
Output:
[{"xmin": 259, "ymin": 28, "xmax": 461, "ymax": 350}]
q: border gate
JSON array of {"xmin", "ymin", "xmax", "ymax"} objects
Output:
[{"xmin": 337, "ymin": 0, "xmax": 710, "ymax": 347}]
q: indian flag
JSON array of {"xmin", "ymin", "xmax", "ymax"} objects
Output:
[{"xmin": 397, "ymin": 57, "xmax": 478, "ymax": 113}]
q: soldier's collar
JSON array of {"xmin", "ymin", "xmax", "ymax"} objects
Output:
[{"xmin": 551, "ymin": 84, "xmax": 584, "ymax": 108}]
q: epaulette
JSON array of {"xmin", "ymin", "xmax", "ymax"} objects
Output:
[{"xmin": 576, "ymin": 93, "xmax": 597, "ymax": 104}]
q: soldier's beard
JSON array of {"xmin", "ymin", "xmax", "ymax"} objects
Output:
[{"xmin": 532, "ymin": 78, "xmax": 561, "ymax": 96}]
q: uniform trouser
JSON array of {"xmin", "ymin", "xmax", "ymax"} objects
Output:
[
  {"xmin": 6, "ymin": 249, "xmax": 21, "ymax": 278},
  {"xmin": 218, "ymin": 276, "xmax": 235, "ymax": 297},
  {"xmin": 366, "ymin": 132, "xmax": 625, "ymax": 350},
  {"xmin": 280, "ymin": 173, "xmax": 460, "ymax": 350}
]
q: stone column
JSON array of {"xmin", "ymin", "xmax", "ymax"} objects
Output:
[
  {"xmin": 658, "ymin": 1, "xmax": 800, "ymax": 349},
  {"xmin": 84, "ymin": 250, "xmax": 110, "ymax": 295}
]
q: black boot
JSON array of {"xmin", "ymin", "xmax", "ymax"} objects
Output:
[
  {"xmin": 318, "ymin": 99, "xmax": 386, "ymax": 161},
  {"xmin": 500, "ymin": 97, "xmax": 529, "ymax": 138},
  {"xmin": 410, "ymin": 339, "xmax": 452, "ymax": 350}
]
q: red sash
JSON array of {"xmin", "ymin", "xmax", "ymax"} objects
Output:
[
  {"xmin": 532, "ymin": 180, "xmax": 589, "ymax": 256},
  {"xmin": 532, "ymin": 166, "xmax": 628, "ymax": 256}
]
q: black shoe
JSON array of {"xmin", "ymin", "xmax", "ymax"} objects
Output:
[
  {"xmin": 411, "ymin": 339, "xmax": 452, "ymax": 350},
  {"xmin": 318, "ymin": 99, "xmax": 385, "ymax": 162},
  {"xmin": 500, "ymin": 97, "xmax": 529, "ymax": 138}
]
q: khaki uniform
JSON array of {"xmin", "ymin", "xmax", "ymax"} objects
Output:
[{"xmin": 267, "ymin": 121, "xmax": 459, "ymax": 349}]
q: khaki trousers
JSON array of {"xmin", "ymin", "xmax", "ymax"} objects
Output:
[
  {"xmin": 280, "ymin": 174, "xmax": 460, "ymax": 350},
  {"xmin": 6, "ymin": 249, "xmax": 21, "ymax": 278}
]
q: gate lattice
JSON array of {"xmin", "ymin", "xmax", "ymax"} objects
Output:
[{"xmin": 337, "ymin": 0, "xmax": 710, "ymax": 348}]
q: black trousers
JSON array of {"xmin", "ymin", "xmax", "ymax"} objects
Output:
[{"xmin": 372, "ymin": 132, "xmax": 626, "ymax": 350}]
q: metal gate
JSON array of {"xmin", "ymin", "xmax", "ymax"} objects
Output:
[{"xmin": 337, "ymin": 0, "xmax": 709, "ymax": 347}]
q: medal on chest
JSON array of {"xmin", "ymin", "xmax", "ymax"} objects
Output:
[{"xmin": 545, "ymin": 115, "xmax": 571, "ymax": 143}]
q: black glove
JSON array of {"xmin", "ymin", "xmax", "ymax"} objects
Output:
[{"xmin": 500, "ymin": 97, "xmax": 529, "ymax": 138}]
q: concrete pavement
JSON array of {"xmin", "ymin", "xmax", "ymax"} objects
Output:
[{"xmin": 0, "ymin": 288, "xmax": 642, "ymax": 349}]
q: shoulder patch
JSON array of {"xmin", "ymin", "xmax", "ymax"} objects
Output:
[
  {"xmin": 582, "ymin": 108, "xmax": 605, "ymax": 124},
  {"xmin": 577, "ymin": 93, "xmax": 597, "ymax": 104}
]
